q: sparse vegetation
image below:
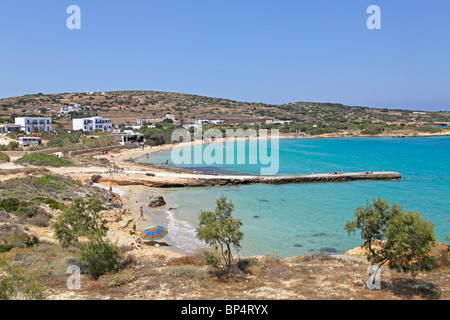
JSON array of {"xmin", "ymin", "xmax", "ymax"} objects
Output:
[
  {"xmin": 0, "ymin": 152, "xmax": 10, "ymax": 163},
  {"xmin": 0, "ymin": 256, "xmax": 45, "ymax": 300},
  {"xmin": 14, "ymin": 153, "xmax": 73, "ymax": 167},
  {"xmin": 52, "ymin": 197, "xmax": 122, "ymax": 278}
]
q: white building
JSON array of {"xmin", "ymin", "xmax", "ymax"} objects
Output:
[
  {"xmin": 14, "ymin": 117, "xmax": 53, "ymax": 133},
  {"xmin": 182, "ymin": 120, "xmax": 212, "ymax": 131},
  {"xmin": 0, "ymin": 122, "xmax": 22, "ymax": 133},
  {"xmin": 61, "ymin": 105, "xmax": 82, "ymax": 114},
  {"xmin": 182, "ymin": 124, "xmax": 203, "ymax": 130},
  {"xmin": 266, "ymin": 119, "xmax": 293, "ymax": 126},
  {"xmin": 137, "ymin": 118, "xmax": 162, "ymax": 125},
  {"xmin": 73, "ymin": 117, "xmax": 113, "ymax": 132},
  {"xmin": 122, "ymin": 125, "xmax": 155, "ymax": 134},
  {"xmin": 211, "ymin": 120, "xmax": 225, "ymax": 125}
]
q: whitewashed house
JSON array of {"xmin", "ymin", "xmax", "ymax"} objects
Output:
[
  {"xmin": 73, "ymin": 117, "xmax": 113, "ymax": 132},
  {"xmin": 60, "ymin": 104, "xmax": 82, "ymax": 114},
  {"xmin": 182, "ymin": 120, "xmax": 212, "ymax": 130},
  {"xmin": 14, "ymin": 117, "xmax": 53, "ymax": 133},
  {"xmin": 266, "ymin": 119, "xmax": 293, "ymax": 125},
  {"xmin": 137, "ymin": 118, "xmax": 162, "ymax": 125}
]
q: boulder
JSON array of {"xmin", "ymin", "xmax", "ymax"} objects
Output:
[
  {"xmin": 91, "ymin": 174, "xmax": 102, "ymax": 183},
  {"xmin": 148, "ymin": 195, "xmax": 166, "ymax": 208}
]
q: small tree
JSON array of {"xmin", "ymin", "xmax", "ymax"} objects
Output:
[
  {"xmin": 52, "ymin": 197, "xmax": 107, "ymax": 248},
  {"xmin": 52, "ymin": 197, "xmax": 122, "ymax": 278},
  {"xmin": 196, "ymin": 196, "xmax": 244, "ymax": 274},
  {"xmin": 345, "ymin": 198, "xmax": 437, "ymax": 288}
]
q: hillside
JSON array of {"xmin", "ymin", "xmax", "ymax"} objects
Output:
[{"xmin": 1, "ymin": 91, "xmax": 449, "ymax": 129}]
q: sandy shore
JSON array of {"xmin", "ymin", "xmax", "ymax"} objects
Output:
[{"xmin": 95, "ymin": 182, "xmax": 202, "ymax": 255}]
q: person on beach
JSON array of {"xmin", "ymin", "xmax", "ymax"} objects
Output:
[
  {"xmin": 138, "ymin": 205, "xmax": 145, "ymax": 221},
  {"xmin": 164, "ymin": 160, "xmax": 168, "ymax": 169},
  {"xmin": 131, "ymin": 238, "xmax": 143, "ymax": 250}
]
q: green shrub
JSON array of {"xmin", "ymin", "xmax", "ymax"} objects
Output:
[
  {"xmin": 6, "ymin": 230, "xmax": 39, "ymax": 249},
  {"xmin": 0, "ymin": 198, "xmax": 22, "ymax": 212},
  {"xmin": 16, "ymin": 206, "xmax": 32, "ymax": 217},
  {"xmin": 0, "ymin": 244, "xmax": 14, "ymax": 253},
  {"xmin": 0, "ymin": 152, "xmax": 10, "ymax": 163},
  {"xmin": 361, "ymin": 125, "xmax": 384, "ymax": 135},
  {"xmin": 47, "ymin": 134, "xmax": 80, "ymax": 148},
  {"xmin": 79, "ymin": 238, "xmax": 122, "ymax": 279},
  {"xmin": 14, "ymin": 153, "xmax": 73, "ymax": 167},
  {"xmin": 414, "ymin": 126, "xmax": 442, "ymax": 133},
  {"xmin": 0, "ymin": 257, "xmax": 45, "ymax": 300},
  {"xmin": 236, "ymin": 258, "xmax": 261, "ymax": 273},
  {"xmin": 30, "ymin": 197, "xmax": 62, "ymax": 210}
]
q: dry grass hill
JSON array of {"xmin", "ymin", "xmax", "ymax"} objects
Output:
[{"xmin": 1, "ymin": 91, "xmax": 449, "ymax": 130}]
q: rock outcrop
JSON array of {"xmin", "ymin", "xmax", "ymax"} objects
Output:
[
  {"xmin": 103, "ymin": 208, "xmax": 136, "ymax": 235},
  {"xmin": 148, "ymin": 195, "xmax": 166, "ymax": 208}
]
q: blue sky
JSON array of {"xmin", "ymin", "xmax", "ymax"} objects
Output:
[{"xmin": 1, "ymin": 1, "xmax": 449, "ymax": 110}]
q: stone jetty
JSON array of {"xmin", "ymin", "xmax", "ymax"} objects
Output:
[{"xmin": 92, "ymin": 170, "xmax": 402, "ymax": 188}]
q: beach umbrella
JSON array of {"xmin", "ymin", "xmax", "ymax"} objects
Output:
[{"xmin": 140, "ymin": 225, "xmax": 168, "ymax": 241}]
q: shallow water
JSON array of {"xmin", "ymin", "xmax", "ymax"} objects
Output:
[{"xmin": 143, "ymin": 137, "xmax": 450, "ymax": 257}]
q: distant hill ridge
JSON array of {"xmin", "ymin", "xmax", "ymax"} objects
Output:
[{"xmin": 1, "ymin": 90, "xmax": 449, "ymax": 125}]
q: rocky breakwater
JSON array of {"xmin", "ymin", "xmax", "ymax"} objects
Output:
[
  {"xmin": 92, "ymin": 171, "xmax": 402, "ymax": 188},
  {"xmin": 259, "ymin": 171, "xmax": 402, "ymax": 185}
]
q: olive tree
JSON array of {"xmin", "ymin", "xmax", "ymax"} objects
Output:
[
  {"xmin": 196, "ymin": 196, "xmax": 244, "ymax": 274},
  {"xmin": 345, "ymin": 198, "xmax": 437, "ymax": 288}
]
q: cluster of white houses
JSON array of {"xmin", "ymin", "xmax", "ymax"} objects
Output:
[{"xmin": 0, "ymin": 115, "xmax": 293, "ymax": 135}]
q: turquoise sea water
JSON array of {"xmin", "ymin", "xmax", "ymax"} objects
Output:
[{"xmin": 143, "ymin": 137, "xmax": 450, "ymax": 257}]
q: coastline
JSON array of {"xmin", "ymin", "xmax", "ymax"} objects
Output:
[
  {"xmin": 94, "ymin": 132, "xmax": 448, "ymax": 256},
  {"xmin": 96, "ymin": 183, "xmax": 206, "ymax": 255},
  {"xmin": 92, "ymin": 133, "xmax": 411, "ymax": 257},
  {"xmin": 106, "ymin": 129, "xmax": 450, "ymax": 170},
  {"xmin": 2, "ymin": 131, "xmax": 447, "ymax": 259}
]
